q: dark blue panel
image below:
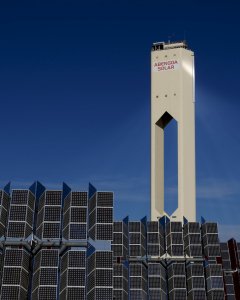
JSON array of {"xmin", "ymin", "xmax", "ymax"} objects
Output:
[
  {"xmin": 159, "ymin": 215, "xmax": 170, "ymax": 228},
  {"xmin": 141, "ymin": 216, "xmax": 147, "ymax": 229},
  {"xmin": 123, "ymin": 260, "xmax": 129, "ymax": 268},
  {"xmin": 87, "ymin": 243, "xmax": 95, "ymax": 256},
  {"xmin": 123, "ymin": 216, "xmax": 129, "ymax": 225},
  {"xmin": 29, "ymin": 181, "xmax": 46, "ymax": 200},
  {"xmin": 204, "ymin": 260, "xmax": 209, "ymax": 267},
  {"xmin": 3, "ymin": 182, "xmax": 11, "ymax": 195},
  {"xmin": 62, "ymin": 182, "xmax": 71, "ymax": 200},
  {"xmin": 89, "ymin": 182, "xmax": 97, "ymax": 200},
  {"xmin": 36, "ymin": 181, "xmax": 46, "ymax": 200},
  {"xmin": 29, "ymin": 182, "xmax": 37, "ymax": 195}
]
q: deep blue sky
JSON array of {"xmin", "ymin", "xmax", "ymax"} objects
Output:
[{"xmin": 1, "ymin": 1, "xmax": 240, "ymax": 240}]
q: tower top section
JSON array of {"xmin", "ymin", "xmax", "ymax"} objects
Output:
[{"xmin": 152, "ymin": 40, "xmax": 188, "ymax": 52}]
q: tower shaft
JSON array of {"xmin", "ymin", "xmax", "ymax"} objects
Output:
[{"xmin": 151, "ymin": 41, "xmax": 196, "ymax": 221}]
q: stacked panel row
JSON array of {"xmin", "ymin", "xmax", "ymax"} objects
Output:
[
  {"xmin": 62, "ymin": 192, "xmax": 88, "ymax": 241},
  {"xmin": 0, "ymin": 248, "xmax": 31, "ymax": 300},
  {"xmin": 60, "ymin": 248, "xmax": 86, "ymax": 299},
  {"xmin": 113, "ymin": 262, "xmax": 128, "ymax": 300},
  {"xmin": 36, "ymin": 191, "xmax": 62, "ymax": 240},
  {"xmin": 147, "ymin": 221, "xmax": 164, "ymax": 257},
  {"xmin": 32, "ymin": 248, "xmax": 59, "ymax": 300},
  {"xmin": 205, "ymin": 264, "xmax": 224, "ymax": 299},
  {"xmin": 88, "ymin": 192, "xmax": 113, "ymax": 241},
  {"xmin": 167, "ymin": 263, "xmax": 187, "ymax": 300},
  {"xmin": 148, "ymin": 262, "xmax": 167, "ymax": 300},
  {"xmin": 129, "ymin": 220, "xmax": 146, "ymax": 257},
  {"xmin": 184, "ymin": 222, "xmax": 202, "ymax": 258},
  {"xmin": 223, "ymin": 271, "xmax": 236, "ymax": 300},
  {"xmin": 7, "ymin": 190, "xmax": 35, "ymax": 239},
  {"xmin": 112, "ymin": 220, "xmax": 128, "ymax": 259},
  {"xmin": 220, "ymin": 242, "xmax": 231, "ymax": 270},
  {"xmin": 0, "ymin": 186, "xmax": 114, "ymax": 245},
  {"xmin": 186, "ymin": 263, "xmax": 206, "ymax": 299},
  {"xmin": 166, "ymin": 222, "xmax": 184, "ymax": 257},
  {"xmin": 87, "ymin": 249, "xmax": 113, "ymax": 300},
  {"xmin": 201, "ymin": 223, "xmax": 221, "ymax": 262},
  {"xmin": 129, "ymin": 262, "xmax": 148, "ymax": 300},
  {"xmin": 0, "ymin": 190, "xmax": 10, "ymax": 237}
]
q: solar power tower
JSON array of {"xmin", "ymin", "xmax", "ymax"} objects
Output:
[{"xmin": 151, "ymin": 41, "xmax": 196, "ymax": 222}]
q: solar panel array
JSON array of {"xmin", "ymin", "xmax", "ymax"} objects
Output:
[{"xmin": 0, "ymin": 184, "xmax": 240, "ymax": 299}]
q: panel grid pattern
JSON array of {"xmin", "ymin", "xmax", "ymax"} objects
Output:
[
  {"xmin": 205, "ymin": 264, "xmax": 224, "ymax": 300},
  {"xmin": 183, "ymin": 222, "xmax": 202, "ymax": 258},
  {"xmin": 62, "ymin": 192, "xmax": 88, "ymax": 241},
  {"xmin": 167, "ymin": 263, "xmax": 187, "ymax": 299},
  {"xmin": 201, "ymin": 223, "xmax": 221, "ymax": 259},
  {"xmin": 223, "ymin": 272, "xmax": 235, "ymax": 299},
  {"xmin": 89, "ymin": 192, "xmax": 113, "ymax": 241},
  {"xmin": 129, "ymin": 262, "xmax": 148, "ymax": 300},
  {"xmin": 129, "ymin": 221, "xmax": 146, "ymax": 257},
  {"xmin": 148, "ymin": 263, "xmax": 167, "ymax": 300},
  {"xmin": 60, "ymin": 249, "xmax": 86, "ymax": 300},
  {"xmin": 113, "ymin": 263, "xmax": 128, "ymax": 300},
  {"xmin": 36, "ymin": 191, "xmax": 62, "ymax": 240},
  {"xmin": 147, "ymin": 221, "xmax": 164, "ymax": 257},
  {"xmin": 0, "ymin": 190, "xmax": 10, "ymax": 238},
  {"xmin": 31, "ymin": 249, "xmax": 59, "ymax": 300},
  {"xmin": 87, "ymin": 250, "xmax": 113, "ymax": 300},
  {"xmin": 166, "ymin": 222, "xmax": 184, "ymax": 256},
  {"xmin": 186, "ymin": 263, "xmax": 206, "ymax": 299},
  {"xmin": 1, "ymin": 248, "xmax": 31, "ymax": 300},
  {"xmin": 220, "ymin": 242, "xmax": 231, "ymax": 270},
  {"xmin": 7, "ymin": 190, "xmax": 35, "ymax": 239},
  {"xmin": 111, "ymin": 221, "xmax": 128, "ymax": 258}
]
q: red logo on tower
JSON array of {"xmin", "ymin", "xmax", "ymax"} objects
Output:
[{"xmin": 153, "ymin": 60, "xmax": 179, "ymax": 72}]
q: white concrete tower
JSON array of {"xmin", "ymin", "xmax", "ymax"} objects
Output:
[{"xmin": 151, "ymin": 41, "xmax": 196, "ymax": 222}]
